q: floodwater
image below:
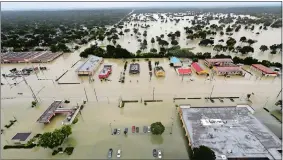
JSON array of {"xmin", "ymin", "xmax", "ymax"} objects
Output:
[
  {"xmin": 1, "ymin": 12, "xmax": 282, "ymax": 159},
  {"xmin": 114, "ymin": 13, "xmax": 282, "ymax": 62}
]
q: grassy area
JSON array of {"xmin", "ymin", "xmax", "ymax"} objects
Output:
[{"xmin": 271, "ymin": 110, "xmax": 282, "ymax": 122}]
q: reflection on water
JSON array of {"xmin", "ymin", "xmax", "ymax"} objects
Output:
[{"xmin": 1, "ymin": 12, "xmax": 282, "ymax": 159}]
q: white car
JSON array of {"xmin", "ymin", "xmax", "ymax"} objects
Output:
[
  {"xmin": 148, "ymin": 126, "xmax": 151, "ymax": 133},
  {"xmin": 158, "ymin": 150, "xmax": 162, "ymax": 159},
  {"xmin": 117, "ymin": 129, "xmax": 120, "ymax": 135},
  {"xmin": 117, "ymin": 149, "xmax": 121, "ymax": 158}
]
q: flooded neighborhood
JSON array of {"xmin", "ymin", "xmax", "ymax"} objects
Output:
[{"xmin": 1, "ymin": 2, "xmax": 282, "ymax": 160}]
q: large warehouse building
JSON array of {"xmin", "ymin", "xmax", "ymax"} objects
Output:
[
  {"xmin": 76, "ymin": 56, "xmax": 103, "ymax": 76},
  {"xmin": 178, "ymin": 105, "xmax": 282, "ymax": 160}
]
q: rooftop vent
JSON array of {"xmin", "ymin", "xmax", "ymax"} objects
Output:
[{"xmin": 221, "ymin": 155, "xmax": 227, "ymax": 160}]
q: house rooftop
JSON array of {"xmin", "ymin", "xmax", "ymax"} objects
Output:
[
  {"xmin": 180, "ymin": 105, "xmax": 282, "ymax": 160},
  {"xmin": 252, "ymin": 64, "xmax": 277, "ymax": 75},
  {"xmin": 11, "ymin": 132, "xmax": 31, "ymax": 141}
]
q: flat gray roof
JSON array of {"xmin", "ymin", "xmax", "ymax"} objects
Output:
[
  {"xmin": 180, "ymin": 105, "xmax": 282, "ymax": 160},
  {"xmin": 76, "ymin": 56, "xmax": 102, "ymax": 72}
]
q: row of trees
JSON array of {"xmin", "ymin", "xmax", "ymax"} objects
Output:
[{"xmin": 79, "ymin": 44, "xmax": 282, "ymax": 69}]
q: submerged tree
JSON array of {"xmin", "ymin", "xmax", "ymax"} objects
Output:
[
  {"xmin": 259, "ymin": 45, "xmax": 268, "ymax": 52},
  {"xmin": 150, "ymin": 122, "xmax": 165, "ymax": 135},
  {"xmin": 192, "ymin": 145, "xmax": 216, "ymax": 160}
]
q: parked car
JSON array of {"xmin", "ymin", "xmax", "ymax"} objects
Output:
[
  {"xmin": 117, "ymin": 129, "xmax": 120, "ymax": 135},
  {"xmin": 108, "ymin": 148, "xmax": 113, "ymax": 158},
  {"xmin": 153, "ymin": 149, "xmax": 157, "ymax": 157},
  {"xmin": 132, "ymin": 126, "xmax": 135, "ymax": 133},
  {"xmin": 158, "ymin": 150, "xmax": 162, "ymax": 159},
  {"xmin": 143, "ymin": 126, "xmax": 147, "ymax": 133},
  {"xmin": 117, "ymin": 149, "xmax": 121, "ymax": 158},
  {"xmin": 136, "ymin": 127, "xmax": 139, "ymax": 133},
  {"xmin": 113, "ymin": 129, "xmax": 117, "ymax": 135},
  {"xmin": 148, "ymin": 126, "xmax": 151, "ymax": 133}
]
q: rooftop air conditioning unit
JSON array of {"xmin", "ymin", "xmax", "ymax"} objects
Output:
[{"xmin": 221, "ymin": 155, "xmax": 227, "ymax": 160}]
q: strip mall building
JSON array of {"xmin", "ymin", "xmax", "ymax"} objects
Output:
[{"xmin": 250, "ymin": 64, "xmax": 278, "ymax": 77}]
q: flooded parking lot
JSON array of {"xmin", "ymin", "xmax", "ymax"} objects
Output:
[{"xmin": 1, "ymin": 11, "xmax": 282, "ymax": 159}]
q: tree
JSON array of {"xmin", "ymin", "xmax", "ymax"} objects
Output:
[
  {"xmin": 192, "ymin": 145, "xmax": 216, "ymax": 160},
  {"xmin": 37, "ymin": 125, "xmax": 72, "ymax": 149},
  {"xmin": 150, "ymin": 48, "xmax": 157, "ymax": 53},
  {"xmin": 112, "ymin": 39, "xmax": 117, "ymax": 45},
  {"xmin": 213, "ymin": 44, "xmax": 223, "ymax": 53},
  {"xmin": 151, "ymin": 38, "xmax": 155, "ymax": 44},
  {"xmin": 226, "ymin": 37, "xmax": 237, "ymax": 47},
  {"xmin": 259, "ymin": 45, "xmax": 268, "ymax": 52},
  {"xmin": 239, "ymin": 36, "xmax": 247, "ymax": 43},
  {"xmin": 198, "ymin": 39, "xmax": 214, "ymax": 46},
  {"xmin": 72, "ymin": 117, "xmax": 78, "ymax": 124},
  {"xmin": 220, "ymin": 31, "xmax": 224, "ymax": 36},
  {"xmin": 247, "ymin": 39, "xmax": 256, "ymax": 46},
  {"xmin": 150, "ymin": 122, "xmax": 165, "ymax": 135},
  {"xmin": 175, "ymin": 30, "xmax": 181, "ymax": 37},
  {"xmin": 171, "ymin": 40, "xmax": 179, "ymax": 46},
  {"xmin": 239, "ymin": 46, "xmax": 254, "ymax": 54}
]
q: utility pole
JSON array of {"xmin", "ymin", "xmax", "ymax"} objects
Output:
[
  {"xmin": 94, "ymin": 88, "xmax": 98, "ymax": 102},
  {"xmin": 84, "ymin": 87, "xmax": 88, "ymax": 102},
  {"xmin": 22, "ymin": 74, "xmax": 38, "ymax": 103},
  {"xmin": 276, "ymin": 88, "xmax": 282, "ymax": 98},
  {"xmin": 209, "ymin": 85, "xmax": 215, "ymax": 99},
  {"xmin": 153, "ymin": 87, "xmax": 155, "ymax": 100}
]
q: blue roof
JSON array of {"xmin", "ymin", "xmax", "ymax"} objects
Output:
[
  {"xmin": 170, "ymin": 57, "xmax": 181, "ymax": 63},
  {"xmin": 76, "ymin": 56, "xmax": 102, "ymax": 72}
]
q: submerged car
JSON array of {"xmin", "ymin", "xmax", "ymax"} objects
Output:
[
  {"xmin": 136, "ymin": 127, "xmax": 139, "ymax": 133},
  {"xmin": 132, "ymin": 126, "xmax": 135, "ymax": 133},
  {"xmin": 148, "ymin": 126, "xmax": 151, "ymax": 133},
  {"xmin": 113, "ymin": 129, "xmax": 117, "ymax": 135},
  {"xmin": 117, "ymin": 149, "xmax": 121, "ymax": 158},
  {"xmin": 158, "ymin": 150, "xmax": 162, "ymax": 159},
  {"xmin": 117, "ymin": 129, "xmax": 120, "ymax": 135},
  {"xmin": 153, "ymin": 149, "xmax": 157, "ymax": 157},
  {"xmin": 108, "ymin": 148, "xmax": 113, "ymax": 158},
  {"xmin": 143, "ymin": 126, "xmax": 147, "ymax": 133}
]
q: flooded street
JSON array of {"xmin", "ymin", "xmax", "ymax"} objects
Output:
[{"xmin": 1, "ymin": 12, "xmax": 282, "ymax": 159}]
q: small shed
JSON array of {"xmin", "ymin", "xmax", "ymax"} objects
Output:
[{"xmin": 11, "ymin": 132, "xmax": 31, "ymax": 144}]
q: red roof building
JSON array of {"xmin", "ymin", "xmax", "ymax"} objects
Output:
[
  {"xmin": 176, "ymin": 68, "xmax": 192, "ymax": 76},
  {"xmin": 191, "ymin": 62, "xmax": 208, "ymax": 75},
  {"xmin": 250, "ymin": 64, "xmax": 277, "ymax": 76}
]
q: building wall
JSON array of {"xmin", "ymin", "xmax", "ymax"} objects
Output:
[{"xmin": 214, "ymin": 69, "xmax": 243, "ymax": 76}]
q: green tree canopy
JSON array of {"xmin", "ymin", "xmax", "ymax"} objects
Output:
[
  {"xmin": 192, "ymin": 145, "xmax": 216, "ymax": 160},
  {"xmin": 37, "ymin": 125, "xmax": 72, "ymax": 149},
  {"xmin": 150, "ymin": 122, "xmax": 165, "ymax": 135}
]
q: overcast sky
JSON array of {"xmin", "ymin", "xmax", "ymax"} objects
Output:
[{"xmin": 1, "ymin": 2, "xmax": 281, "ymax": 11}]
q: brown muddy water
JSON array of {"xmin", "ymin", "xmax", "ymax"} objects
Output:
[{"xmin": 1, "ymin": 12, "xmax": 282, "ymax": 159}]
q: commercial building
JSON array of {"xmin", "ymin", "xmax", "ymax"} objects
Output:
[
  {"xmin": 129, "ymin": 63, "xmax": 140, "ymax": 74},
  {"xmin": 1, "ymin": 51, "xmax": 63, "ymax": 63},
  {"xmin": 204, "ymin": 58, "xmax": 234, "ymax": 67},
  {"xmin": 250, "ymin": 64, "xmax": 278, "ymax": 77},
  {"xmin": 98, "ymin": 65, "xmax": 112, "ymax": 79},
  {"xmin": 76, "ymin": 55, "xmax": 103, "ymax": 76},
  {"xmin": 178, "ymin": 105, "xmax": 282, "ymax": 160},
  {"xmin": 213, "ymin": 66, "xmax": 243, "ymax": 76},
  {"xmin": 170, "ymin": 57, "xmax": 182, "ymax": 67},
  {"xmin": 154, "ymin": 66, "xmax": 165, "ymax": 77},
  {"xmin": 191, "ymin": 62, "xmax": 208, "ymax": 75}
]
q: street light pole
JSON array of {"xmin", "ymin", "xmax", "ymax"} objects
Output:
[
  {"xmin": 153, "ymin": 87, "xmax": 155, "ymax": 100},
  {"xmin": 209, "ymin": 85, "xmax": 215, "ymax": 99}
]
